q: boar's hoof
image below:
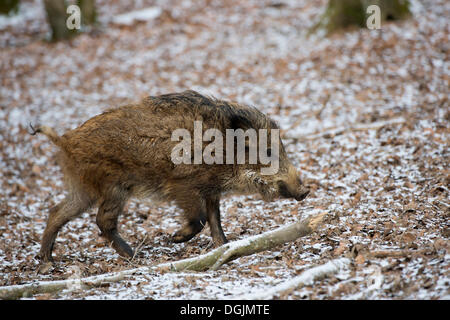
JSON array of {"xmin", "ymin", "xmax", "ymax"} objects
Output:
[
  {"xmin": 212, "ymin": 237, "xmax": 228, "ymax": 248},
  {"xmin": 171, "ymin": 226, "xmax": 202, "ymax": 243},
  {"xmin": 101, "ymin": 230, "xmax": 134, "ymax": 258},
  {"xmin": 171, "ymin": 231, "xmax": 196, "ymax": 243},
  {"xmin": 111, "ymin": 240, "xmax": 134, "ymax": 258},
  {"xmin": 37, "ymin": 250, "xmax": 54, "ymax": 263},
  {"xmin": 171, "ymin": 220, "xmax": 205, "ymax": 243}
]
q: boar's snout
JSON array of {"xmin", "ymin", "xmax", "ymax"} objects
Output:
[
  {"xmin": 277, "ymin": 181, "xmax": 310, "ymax": 201},
  {"xmin": 294, "ymin": 187, "xmax": 310, "ymax": 201}
]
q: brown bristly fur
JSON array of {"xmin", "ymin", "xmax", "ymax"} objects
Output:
[{"xmin": 32, "ymin": 90, "xmax": 309, "ymax": 263}]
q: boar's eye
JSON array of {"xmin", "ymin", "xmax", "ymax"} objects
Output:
[{"xmin": 277, "ymin": 181, "xmax": 291, "ymax": 198}]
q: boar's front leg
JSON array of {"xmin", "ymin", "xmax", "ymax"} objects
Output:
[
  {"xmin": 205, "ymin": 195, "xmax": 227, "ymax": 246},
  {"xmin": 96, "ymin": 196, "xmax": 134, "ymax": 258}
]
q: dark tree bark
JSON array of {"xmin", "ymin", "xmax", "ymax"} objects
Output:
[
  {"xmin": 0, "ymin": 0, "xmax": 19, "ymax": 15},
  {"xmin": 78, "ymin": 0, "xmax": 96, "ymax": 27},
  {"xmin": 43, "ymin": 0, "xmax": 97, "ymax": 41},
  {"xmin": 43, "ymin": 0, "xmax": 77, "ymax": 41},
  {"xmin": 313, "ymin": 0, "xmax": 411, "ymax": 34}
]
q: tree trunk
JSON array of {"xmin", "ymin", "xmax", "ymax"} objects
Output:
[
  {"xmin": 0, "ymin": 0, "xmax": 19, "ymax": 15},
  {"xmin": 313, "ymin": 0, "xmax": 411, "ymax": 34},
  {"xmin": 78, "ymin": 0, "xmax": 96, "ymax": 27},
  {"xmin": 43, "ymin": 0, "xmax": 97, "ymax": 41},
  {"xmin": 43, "ymin": 0, "xmax": 77, "ymax": 41}
]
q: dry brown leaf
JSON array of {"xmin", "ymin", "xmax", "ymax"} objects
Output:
[{"xmin": 355, "ymin": 254, "xmax": 366, "ymax": 265}]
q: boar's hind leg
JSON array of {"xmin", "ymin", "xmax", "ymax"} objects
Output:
[
  {"xmin": 206, "ymin": 195, "xmax": 227, "ymax": 246},
  {"xmin": 96, "ymin": 197, "xmax": 134, "ymax": 258},
  {"xmin": 39, "ymin": 192, "xmax": 92, "ymax": 262}
]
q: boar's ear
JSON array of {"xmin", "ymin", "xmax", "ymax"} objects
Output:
[{"xmin": 229, "ymin": 114, "xmax": 253, "ymax": 130}]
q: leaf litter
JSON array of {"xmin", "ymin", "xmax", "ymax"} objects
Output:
[{"xmin": 0, "ymin": 0, "xmax": 448, "ymax": 299}]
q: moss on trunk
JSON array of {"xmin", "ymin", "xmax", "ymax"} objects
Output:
[
  {"xmin": 44, "ymin": 0, "xmax": 97, "ymax": 42},
  {"xmin": 78, "ymin": 0, "xmax": 97, "ymax": 27},
  {"xmin": 313, "ymin": 0, "xmax": 411, "ymax": 35},
  {"xmin": 0, "ymin": 0, "xmax": 19, "ymax": 15}
]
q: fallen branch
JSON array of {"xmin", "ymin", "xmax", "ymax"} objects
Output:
[
  {"xmin": 0, "ymin": 272, "xmax": 127, "ymax": 300},
  {"xmin": 236, "ymin": 258, "xmax": 351, "ymax": 299},
  {"xmin": 286, "ymin": 117, "xmax": 405, "ymax": 142},
  {"xmin": 167, "ymin": 212, "xmax": 327, "ymax": 272},
  {"xmin": 369, "ymin": 249, "xmax": 428, "ymax": 259},
  {"xmin": 0, "ymin": 212, "xmax": 327, "ymax": 299}
]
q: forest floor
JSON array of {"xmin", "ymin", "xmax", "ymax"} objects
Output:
[{"xmin": 0, "ymin": 0, "xmax": 448, "ymax": 299}]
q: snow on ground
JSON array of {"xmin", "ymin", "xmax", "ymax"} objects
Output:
[{"xmin": 0, "ymin": 0, "xmax": 449, "ymax": 299}]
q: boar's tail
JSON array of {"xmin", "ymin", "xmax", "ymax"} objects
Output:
[{"xmin": 29, "ymin": 123, "xmax": 64, "ymax": 148}]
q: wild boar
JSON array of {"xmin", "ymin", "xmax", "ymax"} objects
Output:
[{"xmin": 31, "ymin": 90, "xmax": 309, "ymax": 263}]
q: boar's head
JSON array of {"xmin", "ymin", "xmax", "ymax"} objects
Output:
[
  {"xmin": 274, "ymin": 163, "xmax": 310, "ymax": 201},
  {"xmin": 228, "ymin": 110, "xmax": 310, "ymax": 202}
]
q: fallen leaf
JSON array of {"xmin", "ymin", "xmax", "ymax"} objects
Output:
[{"xmin": 355, "ymin": 254, "xmax": 366, "ymax": 265}]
